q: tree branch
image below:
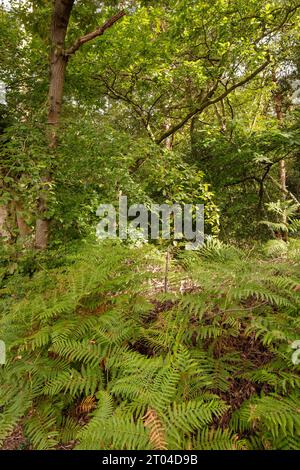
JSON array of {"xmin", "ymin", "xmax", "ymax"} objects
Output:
[
  {"xmin": 64, "ymin": 10, "xmax": 126, "ymax": 56},
  {"xmin": 155, "ymin": 81, "xmax": 219, "ymax": 144},
  {"xmin": 93, "ymin": 73, "xmax": 156, "ymax": 141},
  {"xmin": 209, "ymin": 57, "xmax": 271, "ymax": 107},
  {"xmin": 223, "ymin": 176, "xmax": 261, "ymax": 187},
  {"xmin": 267, "ymin": 174, "xmax": 300, "ymax": 206},
  {"xmin": 156, "ymin": 57, "xmax": 271, "ymax": 144}
]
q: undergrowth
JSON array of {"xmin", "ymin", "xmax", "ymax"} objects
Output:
[{"xmin": 0, "ymin": 239, "xmax": 299, "ymax": 450}]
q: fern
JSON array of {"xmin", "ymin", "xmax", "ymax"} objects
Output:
[{"xmin": 1, "ymin": 240, "xmax": 300, "ymax": 450}]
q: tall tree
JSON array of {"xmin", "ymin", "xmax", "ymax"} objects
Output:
[{"xmin": 35, "ymin": 0, "xmax": 125, "ymax": 248}]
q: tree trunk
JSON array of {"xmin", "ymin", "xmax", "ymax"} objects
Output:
[
  {"xmin": 16, "ymin": 202, "xmax": 31, "ymax": 239},
  {"xmin": 274, "ymin": 93, "xmax": 287, "ymax": 197},
  {"xmin": 35, "ymin": 0, "xmax": 74, "ymax": 249},
  {"xmin": 0, "ymin": 205, "xmax": 9, "ymax": 239},
  {"xmin": 190, "ymin": 115, "xmax": 198, "ymax": 159},
  {"xmin": 164, "ymin": 122, "xmax": 173, "ymax": 150},
  {"xmin": 34, "ymin": 1, "xmax": 125, "ymax": 249},
  {"xmin": 273, "ymin": 72, "xmax": 288, "ymax": 241}
]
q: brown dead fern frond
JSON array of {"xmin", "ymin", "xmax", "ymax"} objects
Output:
[
  {"xmin": 76, "ymin": 396, "xmax": 96, "ymax": 415},
  {"xmin": 143, "ymin": 408, "xmax": 167, "ymax": 450}
]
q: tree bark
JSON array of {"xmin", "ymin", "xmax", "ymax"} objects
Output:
[
  {"xmin": 274, "ymin": 92, "xmax": 286, "ymax": 196},
  {"xmin": 16, "ymin": 202, "xmax": 31, "ymax": 239},
  {"xmin": 164, "ymin": 122, "xmax": 173, "ymax": 150},
  {"xmin": 273, "ymin": 72, "xmax": 288, "ymax": 241},
  {"xmin": 0, "ymin": 205, "xmax": 9, "ymax": 239},
  {"xmin": 35, "ymin": 0, "xmax": 74, "ymax": 249}
]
